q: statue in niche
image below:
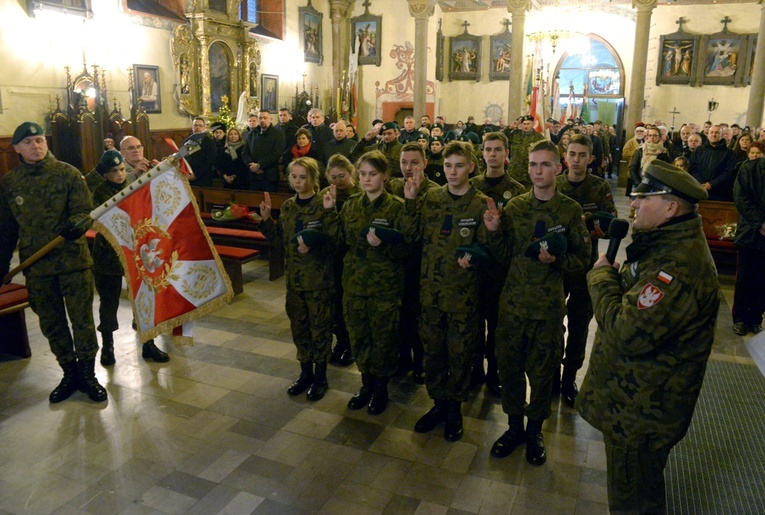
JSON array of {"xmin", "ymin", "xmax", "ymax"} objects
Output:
[{"xmin": 180, "ymin": 55, "xmax": 190, "ymax": 95}]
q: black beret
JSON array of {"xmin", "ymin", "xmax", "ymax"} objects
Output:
[
  {"xmin": 97, "ymin": 150, "xmax": 124, "ymax": 175},
  {"xmin": 210, "ymin": 122, "xmax": 226, "ymax": 133},
  {"xmin": 584, "ymin": 211, "xmax": 616, "ymax": 234},
  {"xmin": 12, "ymin": 122, "xmax": 44, "ymax": 145},
  {"xmin": 524, "ymin": 232, "xmax": 568, "ymax": 258},
  {"xmin": 381, "ymin": 121, "xmax": 399, "ymax": 132}
]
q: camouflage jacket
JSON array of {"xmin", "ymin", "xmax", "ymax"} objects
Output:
[
  {"xmin": 259, "ymin": 194, "xmax": 337, "ymax": 292},
  {"xmin": 409, "ymin": 185, "xmax": 489, "ymax": 313},
  {"xmin": 470, "ymin": 172, "xmax": 527, "ymax": 211},
  {"xmin": 0, "ymin": 152, "xmax": 93, "ymax": 278},
  {"xmin": 488, "ymin": 190, "xmax": 591, "ymax": 320},
  {"xmin": 339, "ymin": 190, "xmax": 416, "ymax": 297},
  {"xmin": 506, "ymin": 130, "xmax": 546, "ymax": 189},
  {"xmin": 350, "ymin": 139, "xmax": 403, "ymax": 177},
  {"xmin": 577, "ymin": 215, "xmax": 721, "ymax": 449},
  {"xmin": 92, "ymin": 177, "xmax": 134, "ymax": 276}
]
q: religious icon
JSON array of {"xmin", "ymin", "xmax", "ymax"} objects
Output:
[{"xmin": 132, "ymin": 65, "xmax": 161, "ymax": 113}]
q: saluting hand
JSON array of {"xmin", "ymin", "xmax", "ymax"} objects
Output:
[
  {"xmin": 323, "ymin": 184, "xmax": 337, "ymax": 209},
  {"xmin": 259, "ymin": 192, "xmax": 272, "ymax": 220},
  {"xmin": 483, "ymin": 197, "xmax": 500, "ymax": 232}
]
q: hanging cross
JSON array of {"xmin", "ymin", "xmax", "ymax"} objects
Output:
[
  {"xmin": 721, "ymin": 16, "xmax": 732, "ymax": 31},
  {"xmin": 675, "ymin": 17, "xmax": 687, "ymax": 32},
  {"xmin": 362, "ymin": 0, "xmax": 372, "ymax": 13},
  {"xmin": 462, "ymin": 20, "xmax": 470, "ymax": 33},
  {"xmin": 502, "ymin": 19, "xmax": 512, "ymax": 32},
  {"xmin": 669, "ymin": 107, "xmax": 681, "ymax": 117}
]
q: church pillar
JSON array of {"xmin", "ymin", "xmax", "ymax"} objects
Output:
[
  {"xmin": 408, "ymin": 0, "xmax": 436, "ymax": 120},
  {"xmin": 746, "ymin": 0, "xmax": 765, "ymax": 128},
  {"xmin": 330, "ymin": 0, "xmax": 352, "ymax": 118},
  {"xmin": 626, "ymin": 0, "xmax": 657, "ymax": 130},
  {"xmin": 506, "ymin": 0, "xmax": 530, "ymax": 120}
]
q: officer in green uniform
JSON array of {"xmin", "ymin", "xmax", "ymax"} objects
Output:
[
  {"xmin": 577, "ymin": 161, "xmax": 720, "ymax": 514},
  {"xmin": 406, "ymin": 141, "xmax": 490, "ymax": 442},
  {"xmin": 554, "ymin": 134, "xmax": 617, "ymax": 407},
  {"xmin": 506, "ymin": 115, "xmax": 546, "ymax": 190},
  {"xmin": 484, "ymin": 140, "xmax": 591, "ymax": 465},
  {"xmin": 469, "ymin": 132, "xmax": 526, "ymax": 396},
  {"xmin": 0, "ymin": 122, "xmax": 107, "ymax": 403},
  {"xmin": 350, "ymin": 122, "xmax": 403, "ymax": 178}
]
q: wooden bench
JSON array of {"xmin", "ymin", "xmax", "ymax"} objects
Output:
[
  {"xmin": 698, "ymin": 200, "xmax": 738, "ymax": 274},
  {"xmin": 216, "ymin": 246, "xmax": 261, "ymax": 295},
  {"xmin": 0, "ymin": 283, "xmax": 31, "ymax": 358}
]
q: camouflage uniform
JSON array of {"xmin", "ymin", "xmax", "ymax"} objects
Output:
[
  {"xmin": 339, "ymin": 190, "xmax": 416, "ymax": 377},
  {"xmin": 488, "ymin": 190, "xmax": 591, "ymax": 420},
  {"xmin": 350, "ymin": 139, "xmax": 403, "ymax": 177},
  {"xmin": 410, "ymin": 185, "xmax": 489, "ymax": 402},
  {"xmin": 577, "ymin": 215, "xmax": 720, "ymax": 513},
  {"xmin": 260, "ymin": 194, "xmax": 338, "ymax": 364},
  {"xmin": 0, "ymin": 152, "xmax": 97, "ymax": 366},
  {"xmin": 506, "ymin": 129, "xmax": 546, "ymax": 189},
  {"xmin": 555, "ymin": 172, "xmax": 616, "ymax": 378}
]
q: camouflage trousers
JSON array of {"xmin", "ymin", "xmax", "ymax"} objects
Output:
[
  {"xmin": 285, "ymin": 288, "xmax": 333, "ymax": 364},
  {"xmin": 420, "ymin": 307, "xmax": 479, "ymax": 403},
  {"xmin": 496, "ymin": 314, "xmax": 564, "ymax": 421},
  {"xmin": 26, "ymin": 270, "xmax": 98, "ymax": 365},
  {"xmin": 562, "ymin": 274, "xmax": 594, "ymax": 374},
  {"xmin": 604, "ymin": 437, "xmax": 671, "ymax": 514},
  {"xmin": 344, "ymin": 294, "xmax": 401, "ymax": 377},
  {"xmin": 94, "ymin": 272, "xmax": 122, "ymax": 334}
]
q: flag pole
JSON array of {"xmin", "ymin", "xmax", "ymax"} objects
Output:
[{"xmin": 2, "ymin": 136, "xmax": 203, "ymax": 284}]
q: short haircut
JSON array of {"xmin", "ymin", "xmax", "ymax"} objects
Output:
[
  {"xmin": 295, "ymin": 127, "xmax": 312, "ymax": 140},
  {"xmin": 443, "ymin": 140, "xmax": 473, "ymax": 160},
  {"xmin": 355, "ymin": 150, "xmax": 388, "ymax": 175},
  {"xmin": 567, "ymin": 134, "xmax": 593, "ymax": 154},
  {"xmin": 400, "ymin": 142, "xmax": 426, "ymax": 161},
  {"xmin": 482, "ymin": 131, "xmax": 508, "ymax": 149},
  {"xmin": 259, "ymin": 109, "xmax": 270, "ymax": 115},
  {"xmin": 248, "ymin": 113, "xmax": 258, "ymax": 119},
  {"xmin": 750, "ymin": 141, "xmax": 765, "ymax": 153},
  {"xmin": 193, "ymin": 116, "xmax": 205, "ymax": 123},
  {"xmin": 404, "ymin": 115, "xmax": 414, "ymax": 121},
  {"xmin": 278, "ymin": 107, "xmax": 291, "ymax": 113},
  {"xmin": 528, "ymin": 139, "xmax": 561, "ymax": 163},
  {"xmin": 326, "ymin": 154, "xmax": 355, "ymax": 176},
  {"xmin": 287, "ymin": 157, "xmax": 321, "ymax": 193}
]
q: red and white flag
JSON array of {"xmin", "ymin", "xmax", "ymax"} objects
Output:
[{"xmin": 93, "ymin": 165, "xmax": 233, "ymax": 345}]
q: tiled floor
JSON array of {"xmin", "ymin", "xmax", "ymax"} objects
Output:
[{"xmin": 0, "ymin": 179, "xmax": 754, "ymax": 514}]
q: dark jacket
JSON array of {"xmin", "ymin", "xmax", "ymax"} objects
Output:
[
  {"xmin": 323, "ymin": 138, "xmax": 355, "ymax": 163},
  {"xmin": 302, "ymin": 123, "xmax": 334, "ymax": 148},
  {"xmin": 185, "ymin": 133, "xmax": 217, "ymax": 187},
  {"xmin": 690, "ymin": 141, "xmax": 736, "ymax": 201},
  {"xmin": 242, "ymin": 124, "xmax": 286, "ymax": 183},
  {"xmin": 276, "ymin": 121, "xmax": 299, "ymax": 151},
  {"xmin": 734, "ymin": 158, "xmax": 765, "ymax": 250}
]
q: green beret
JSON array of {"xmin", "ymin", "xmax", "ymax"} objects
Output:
[
  {"xmin": 381, "ymin": 121, "xmax": 399, "ymax": 132},
  {"xmin": 290, "ymin": 228, "xmax": 326, "ymax": 247},
  {"xmin": 524, "ymin": 232, "xmax": 568, "ymax": 258},
  {"xmin": 12, "ymin": 122, "xmax": 44, "ymax": 145},
  {"xmin": 360, "ymin": 225, "xmax": 403, "ymax": 246},
  {"xmin": 633, "ymin": 160, "xmax": 708, "ymax": 203},
  {"xmin": 455, "ymin": 244, "xmax": 491, "ymax": 268},
  {"xmin": 416, "ymin": 132, "xmax": 430, "ymax": 142},
  {"xmin": 430, "ymin": 136, "xmax": 444, "ymax": 144},
  {"xmin": 97, "ymin": 150, "xmax": 124, "ymax": 175},
  {"xmin": 431, "ymin": 123, "xmax": 444, "ymax": 131},
  {"xmin": 444, "ymin": 131, "xmax": 457, "ymax": 142},
  {"xmin": 584, "ymin": 211, "xmax": 616, "ymax": 233},
  {"xmin": 465, "ymin": 132, "xmax": 480, "ymax": 144},
  {"xmin": 520, "ymin": 115, "xmax": 534, "ymax": 122}
]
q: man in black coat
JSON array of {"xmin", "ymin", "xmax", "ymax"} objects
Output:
[
  {"xmin": 185, "ymin": 117, "xmax": 218, "ymax": 187},
  {"xmin": 690, "ymin": 125, "xmax": 736, "ymax": 201},
  {"xmin": 276, "ymin": 108, "xmax": 298, "ymax": 151},
  {"xmin": 302, "ymin": 108, "xmax": 334, "ymax": 148},
  {"xmin": 242, "ymin": 110, "xmax": 286, "ymax": 192}
]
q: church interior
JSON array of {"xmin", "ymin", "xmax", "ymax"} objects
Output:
[{"xmin": 2, "ymin": 0, "xmax": 765, "ymax": 513}]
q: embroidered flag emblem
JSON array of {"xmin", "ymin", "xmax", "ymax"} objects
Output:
[
  {"xmin": 657, "ymin": 270, "xmax": 674, "ymax": 285},
  {"xmin": 637, "ymin": 283, "xmax": 665, "ymax": 310}
]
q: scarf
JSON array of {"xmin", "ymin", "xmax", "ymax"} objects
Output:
[
  {"xmin": 291, "ymin": 142, "xmax": 312, "ymax": 159},
  {"xmin": 641, "ymin": 142, "xmax": 666, "ymax": 175},
  {"xmin": 224, "ymin": 140, "xmax": 244, "ymax": 161}
]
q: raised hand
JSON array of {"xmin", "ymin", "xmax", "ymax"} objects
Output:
[
  {"xmin": 259, "ymin": 191, "xmax": 272, "ymax": 220},
  {"xmin": 483, "ymin": 197, "xmax": 500, "ymax": 232},
  {"xmin": 404, "ymin": 177, "xmax": 418, "ymax": 200},
  {"xmin": 323, "ymin": 184, "xmax": 337, "ymax": 209}
]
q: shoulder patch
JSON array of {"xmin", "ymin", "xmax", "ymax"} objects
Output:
[
  {"xmin": 657, "ymin": 270, "xmax": 674, "ymax": 285},
  {"xmin": 637, "ymin": 283, "xmax": 665, "ymax": 310}
]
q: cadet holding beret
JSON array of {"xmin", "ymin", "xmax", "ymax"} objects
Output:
[
  {"xmin": 484, "ymin": 139, "xmax": 591, "ymax": 465},
  {"xmin": 577, "ymin": 160, "xmax": 720, "ymax": 513},
  {"xmin": 350, "ymin": 121, "xmax": 403, "ymax": 178},
  {"xmin": 259, "ymin": 157, "xmax": 339, "ymax": 402},
  {"xmin": 0, "ymin": 122, "xmax": 107, "ymax": 403}
]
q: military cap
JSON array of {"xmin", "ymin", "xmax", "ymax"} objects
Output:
[
  {"xmin": 584, "ymin": 211, "xmax": 616, "ymax": 234},
  {"xmin": 524, "ymin": 232, "xmax": 568, "ymax": 258},
  {"xmin": 430, "ymin": 136, "xmax": 444, "ymax": 144},
  {"xmin": 465, "ymin": 132, "xmax": 480, "ymax": 144},
  {"xmin": 12, "ymin": 122, "xmax": 45, "ymax": 145},
  {"xmin": 635, "ymin": 121, "xmax": 646, "ymax": 128},
  {"xmin": 633, "ymin": 160, "xmax": 708, "ymax": 203},
  {"xmin": 455, "ymin": 244, "xmax": 491, "ymax": 268},
  {"xmin": 105, "ymin": 132, "xmax": 114, "ymax": 140},
  {"xmin": 210, "ymin": 122, "xmax": 226, "ymax": 133},
  {"xmin": 381, "ymin": 121, "xmax": 399, "ymax": 132},
  {"xmin": 431, "ymin": 123, "xmax": 444, "ymax": 131},
  {"xmin": 444, "ymin": 131, "xmax": 457, "ymax": 142},
  {"xmin": 546, "ymin": 118, "xmax": 557, "ymax": 124},
  {"xmin": 520, "ymin": 115, "xmax": 534, "ymax": 122},
  {"xmin": 361, "ymin": 225, "xmax": 403, "ymax": 246},
  {"xmin": 416, "ymin": 132, "xmax": 430, "ymax": 142},
  {"xmin": 291, "ymin": 228, "xmax": 326, "ymax": 247},
  {"xmin": 97, "ymin": 150, "xmax": 124, "ymax": 175},
  {"xmin": 481, "ymin": 126, "xmax": 495, "ymax": 134}
]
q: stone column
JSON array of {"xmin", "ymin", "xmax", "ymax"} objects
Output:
[
  {"xmin": 626, "ymin": 0, "xmax": 657, "ymax": 131},
  {"xmin": 408, "ymin": 0, "xmax": 436, "ymax": 120},
  {"xmin": 506, "ymin": 0, "xmax": 530, "ymax": 120},
  {"xmin": 330, "ymin": 0, "xmax": 353, "ymax": 119},
  {"xmin": 746, "ymin": 0, "xmax": 765, "ymax": 128}
]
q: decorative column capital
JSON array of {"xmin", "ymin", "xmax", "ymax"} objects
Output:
[
  {"xmin": 329, "ymin": 0, "xmax": 353, "ymax": 21},
  {"xmin": 632, "ymin": 0, "xmax": 658, "ymax": 12},
  {"xmin": 407, "ymin": 0, "xmax": 435, "ymax": 18},
  {"xmin": 506, "ymin": 0, "xmax": 531, "ymax": 14}
]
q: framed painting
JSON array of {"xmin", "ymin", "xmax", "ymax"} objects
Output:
[
  {"xmin": 26, "ymin": 0, "xmax": 93, "ymax": 18},
  {"xmin": 299, "ymin": 1, "xmax": 323, "ymax": 65},
  {"xmin": 351, "ymin": 7, "xmax": 382, "ymax": 67},
  {"xmin": 436, "ymin": 20, "xmax": 445, "ymax": 81},
  {"xmin": 133, "ymin": 64, "xmax": 161, "ymax": 113},
  {"xmin": 449, "ymin": 29, "xmax": 481, "ymax": 82},
  {"xmin": 655, "ymin": 31, "xmax": 700, "ymax": 86},
  {"xmin": 697, "ymin": 31, "xmax": 748, "ymax": 87},
  {"xmin": 261, "ymin": 74, "xmax": 278, "ymax": 113},
  {"xmin": 489, "ymin": 22, "xmax": 512, "ymax": 82}
]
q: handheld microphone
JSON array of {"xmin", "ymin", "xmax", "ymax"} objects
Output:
[{"xmin": 606, "ymin": 218, "xmax": 630, "ymax": 264}]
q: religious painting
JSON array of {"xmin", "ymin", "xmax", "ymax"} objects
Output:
[
  {"xmin": 489, "ymin": 22, "xmax": 512, "ymax": 82},
  {"xmin": 436, "ymin": 20, "xmax": 445, "ymax": 82},
  {"xmin": 299, "ymin": 2, "xmax": 323, "ymax": 65},
  {"xmin": 656, "ymin": 30, "xmax": 700, "ymax": 86},
  {"xmin": 588, "ymin": 69, "xmax": 620, "ymax": 96},
  {"xmin": 132, "ymin": 65, "xmax": 161, "ymax": 113},
  {"xmin": 26, "ymin": 0, "xmax": 93, "ymax": 18},
  {"xmin": 261, "ymin": 74, "xmax": 278, "ymax": 113},
  {"xmin": 351, "ymin": 5, "xmax": 382, "ymax": 67},
  {"xmin": 209, "ymin": 42, "xmax": 231, "ymax": 113},
  {"xmin": 449, "ymin": 29, "xmax": 481, "ymax": 82},
  {"xmin": 697, "ymin": 31, "xmax": 749, "ymax": 87}
]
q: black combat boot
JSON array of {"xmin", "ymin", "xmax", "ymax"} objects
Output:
[
  {"xmin": 287, "ymin": 362, "xmax": 314, "ymax": 396},
  {"xmin": 560, "ymin": 368, "xmax": 579, "ymax": 408},
  {"xmin": 347, "ymin": 373, "xmax": 373, "ymax": 410},
  {"xmin": 491, "ymin": 415, "xmax": 525, "ymax": 458},
  {"xmin": 142, "ymin": 339, "xmax": 169, "ymax": 362},
  {"xmin": 414, "ymin": 399, "xmax": 447, "ymax": 433},
  {"xmin": 100, "ymin": 332, "xmax": 115, "ymax": 366},
  {"xmin": 49, "ymin": 361, "xmax": 80, "ymax": 403},
  {"xmin": 78, "ymin": 358, "xmax": 108, "ymax": 402},
  {"xmin": 525, "ymin": 419, "xmax": 546, "ymax": 466},
  {"xmin": 306, "ymin": 362, "xmax": 329, "ymax": 401},
  {"xmin": 367, "ymin": 376, "xmax": 390, "ymax": 415},
  {"xmin": 444, "ymin": 401, "xmax": 464, "ymax": 442}
]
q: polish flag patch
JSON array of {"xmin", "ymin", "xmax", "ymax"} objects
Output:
[
  {"xmin": 657, "ymin": 270, "xmax": 674, "ymax": 285},
  {"xmin": 637, "ymin": 283, "xmax": 665, "ymax": 310}
]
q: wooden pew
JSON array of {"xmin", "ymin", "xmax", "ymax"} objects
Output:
[
  {"xmin": 0, "ymin": 283, "xmax": 31, "ymax": 358},
  {"xmin": 697, "ymin": 200, "xmax": 738, "ymax": 274}
]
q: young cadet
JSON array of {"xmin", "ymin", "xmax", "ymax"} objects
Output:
[
  {"xmin": 405, "ymin": 140, "xmax": 490, "ymax": 442},
  {"xmin": 425, "ymin": 137, "xmax": 446, "ymax": 185},
  {"xmin": 331, "ymin": 150, "xmax": 416, "ymax": 415},
  {"xmin": 484, "ymin": 139, "xmax": 591, "ymax": 465},
  {"xmin": 468, "ymin": 132, "xmax": 526, "ymax": 396},
  {"xmin": 389, "ymin": 143, "xmax": 438, "ymax": 383},
  {"xmin": 259, "ymin": 157, "xmax": 338, "ymax": 401},
  {"xmin": 322, "ymin": 154, "xmax": 361, "ymax": 367},
  {"xmin": 555, "ymin": 134, "xmax": 617, "ymax": 407}
]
